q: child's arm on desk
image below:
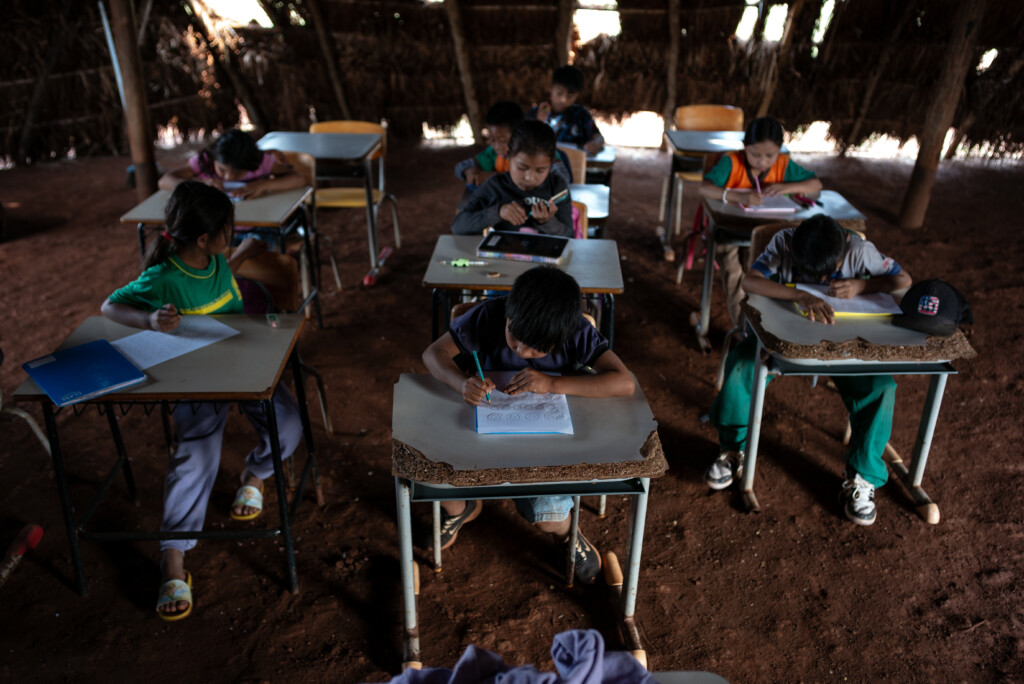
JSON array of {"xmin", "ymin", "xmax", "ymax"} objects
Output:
[
  {"xmin": 742, "ymin": 269, "xmax": 837, "ymax": 324},
  {"xmin": 830, "ymin": 271, "xmax": 911, "ymax": 298},
  {"xmin": 761, "ymin": 176, "xmax": 823, "ymax": 198},
  {"xmin": 700, "ymin": 180, "xmax": 757, "ymax": 205},
  {"xmin": 504, "ymin": 349, "xmax": 634, "ymax": 398},
  {"xmin": 101, "ymin": 299, "xmax": 181, "ymax": 332},
  {"xmin": 230, "ymin": 151, "xmax": 306, "ymax": 199},
  {"xmin": 423, "ymin": 333, "xmax": 496, "ymax": 406}
]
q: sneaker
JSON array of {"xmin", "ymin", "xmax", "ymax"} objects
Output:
[
  {"xmin": 841, "ymin": 473, "xmax": 877, "ymax": 526},
  {"xmin": 564, "ymin": 529, "xmax": 602, "ymax": 585},
  {"xmin": 704, "ymin": 450, "xmax": 744, "ymax": 490},
  {"xmin": 438, "ymin": 500, "xmax": 482, "ymax": 549}
]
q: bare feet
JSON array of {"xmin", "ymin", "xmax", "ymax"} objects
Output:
[{"xmin": 158, "ymin": 549, "xmax": 189, "ymax": 617}]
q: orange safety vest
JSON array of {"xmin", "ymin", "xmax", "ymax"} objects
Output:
[{"xmin": 723, "ymin": 151, "xmax": 791, "ymax": 189}]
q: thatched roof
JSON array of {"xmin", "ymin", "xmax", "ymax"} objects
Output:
[{"xmin": 3, "ymin": 0, "xmax": 1023, "ymax": 162}]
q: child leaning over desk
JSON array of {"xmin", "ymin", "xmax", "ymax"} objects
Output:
[
  {"xmin": 699, "ymin": 116, "xmax": 823, "ymax": 327},
  {"xmin": 704, "ymin": 215, "xmax": 911, "ymax": 526},
  {"xmin": 101, "ymin": 181, "xmax": 303, "ymax": 622},
  {"xmin": 422, "ymin": 266, "xmax": 635, "ymax": 584},
  {"xmin": 452, "ymin": 120, "xmax": 573, "ymax": 237},
  {"xmin": 528, "ymin": 64, "xmax": 605, "ymax": 155}
]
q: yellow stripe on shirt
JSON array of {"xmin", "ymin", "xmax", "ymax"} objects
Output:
[{"xmin": 180, "ymin": 290, "xmax": 236, "ymax": 314}]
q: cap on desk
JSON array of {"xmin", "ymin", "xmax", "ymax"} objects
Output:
[{"xmin": 892, "ymin": 279, "xmax": 973, "ymax": 337}]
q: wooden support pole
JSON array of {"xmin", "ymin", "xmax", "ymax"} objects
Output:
[
  {"xmin": 444, "ymin": 0, "xmax": 483, "ymax": 143},
  {"xmin": 109, "ymin": 0, "xmax": 158, "ymax": 199},
  {"xmin": 898, "ymin": 0, "xmax": 986, "ymax": 229},
  {"xmin": 756, "ymin": 0, "xmax": 805, "ymax": 118},
  {"xmin": 306, "ymin": 0, "xmax": 353, "ymax": 120},
  {"xmin": 137, "ymin": 0, "xmax": 155, "ymax": 45},
  {"xmin": 662, "ymin": 0, "xmax": 681, "ymax": 137},
  {"xmin": 840, "ymin": 2, "xmax": 915, "ymax": 155},
  {"xmin": 555, "ymin": 0, "xmax": 574, "ymax": 67},
  {"xmin": 943, "ymin": 50, "xmax": 1024, "ymax": 159}
]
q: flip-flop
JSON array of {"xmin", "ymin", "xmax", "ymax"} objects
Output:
[
  {"xmin": 230, "ymin": 482, "xmax": 264, "ymax": 521},
  {"xmin": 156, "ymin": 570, "xmax": 193, "ymax": 622}
]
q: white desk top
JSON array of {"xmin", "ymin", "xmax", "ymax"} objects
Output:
[
  {"xmin": 665, "ymin": 130, "xmax": 790, "ymax": 155},
  {"xmin": 569, "ymin": 184, "xmax": 610, "ymax": 220},
  {"xmin": 15, "ymin": 315, "xmax": 305, "ymax": 402},
  {"xmin": 392, "ymin": 373, "xmax": 656, "ymax": 471},
  {"xmin": 258, "ymin": 131, "xmax": 381, "ymax": 161},
  {"xmin": 423, "ymin": 235, "xmax": 624, "ymax": 293},
  {"xmin": 703, "ymin": 189, "xmax": 866, "ymax": 227},
  {"xmin": 120, "ymin": 187, "xmax": 312, "ymax": 227}
]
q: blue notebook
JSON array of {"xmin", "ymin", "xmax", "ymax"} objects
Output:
[{"xmin": 23, "ymin": 339, "xmax": 147, "ymax": 407}]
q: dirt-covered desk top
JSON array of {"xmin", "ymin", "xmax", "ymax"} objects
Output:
[{"xmin": 743, "ymin": 294, "xmax": 976, "ymax": 363}]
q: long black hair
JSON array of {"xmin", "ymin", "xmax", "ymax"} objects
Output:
[
  {"xmin": 194, "ymin": 129, "xmax": 265, "ymax": 176},
  {"xmin": 142, "ymin": 181, "xmax": 234, "ymax": 271},
  {"xmin": 743, "ymin": 116, "xmax": 785, "ymax": 147}
]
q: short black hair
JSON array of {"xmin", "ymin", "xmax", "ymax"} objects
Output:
[
  {"xmin": 506, "ymin": 266, "xmax": 582, "ymax": 353},
  {"xmin": 791, "ymin": 214, "xmax": 846, "ymax": 281},
  {"xmin": 508, "ymin": 120, "xmax": 556, "ymax": 160},
  {"xmin": 485, "ymin": 101, "xmax": 525, "ymax": 129},
  {"xmin": 744, "ymin": 116, "xmax": 785, "ymax": 147},
  {"xmin": 552, "ymin": 65, "xmax": 584, "ymax": 94}
]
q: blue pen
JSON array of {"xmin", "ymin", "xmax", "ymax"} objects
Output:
[{"xmin": 471, "ymin": 350, "xmax": 491, "ymax": 403}]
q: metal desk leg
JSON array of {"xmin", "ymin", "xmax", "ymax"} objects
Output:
[
  {"xmin": 103, "ymin": 403, "xmax": 138, "ymax": 504},
  {"xmin": 432, "ymin": 501, "xmax": 442, "ymax": 571},
  {"xmin": 289, "ymin": 352, "xmax": 323, "ymax": 507},
  {"xmin": 364, "ymin": 157, "xmax": 379, "ymax": 270},
  {"xmin": 621, "ymin": 477, "xmax": 650, "ymax": 664},
  {"xmin": 565, "ymin": 496, "xmax": 581, "ymax": 587},
  {"xmin": 137, "ymin": 222, "xmax": 147, "ymax": 260},
  {"xmin": 264, "ymin": 398, "xmax": 299, "ymax": 593},
  {"xmin": 890, "ymin": 374, "xmax": 948, "ymax": 524},
  {"xmin": 43, "ymin": 404, "xmax": 88, "ymax": 596},
  {"xmin": 740, "ymin": 341, "xmax": 769, "ymax": 512},
  {"xmin": 601, "ymin": 294, "xmax": 615, "ymax": 349},
  {"xmin": 395, "ymin": 478, "xmax": 421, "ymax": 669},
  {"xmin": 690, "ymin": 223, "xmax": 718, "ymax": 352}
]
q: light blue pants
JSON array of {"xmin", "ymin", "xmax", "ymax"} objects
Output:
[
  {"xmin": 515, "ymin": 496, "xmax": 575, "ymax": 523},
  {"xmin": 160, "ymin": 386, "xmax": 303, "ymax": 553}
]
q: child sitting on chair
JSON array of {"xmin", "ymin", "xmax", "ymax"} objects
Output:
[
  {"xmin": 529, "ymin": 65, "xmax": 605, "ymax": 156},
  {"xmin": 456, "ymin": 101, "xmax": 524, "ymax": 190},
  {"xmin": 452, "ymin": 120, "xmax": 573, "ymax": 237},
  {"xmin": 704, "ymin": 215, "xmax": 911, "ymax": 526},
  {"xmin": 422, "ymin": 266, "xmax": 635, "ymax": 583}
]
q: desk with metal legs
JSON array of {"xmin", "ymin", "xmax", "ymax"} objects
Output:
[
  {"xmin": 391, "ymin": 373, "xmax": 666, "ymax": 669},
  {"xmin": 13, "ymin": 314, "xmax": 322, "ymax": 596}
]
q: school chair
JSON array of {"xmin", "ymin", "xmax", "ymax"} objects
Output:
[
  {"xmin": 556, "ymin": 145, "xmax": 587, "ymax": 186},
  {"xmin": 281, "ymin": 151, "xmax": 343, "ymax": 293},
  {"xmin": 661, "ymin": 105, "xmax": 744, "ymax": 271},
  {"xmin": 307, "ymin": 120, "xmax": 401, "ymax": 265},
  {"xmin": 572, "ymin": 200, "xmax": 588, "ymax": 240}
]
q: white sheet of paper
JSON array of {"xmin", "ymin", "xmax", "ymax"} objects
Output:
[
  {"xmin": 475, "ymin": 389, "xmax": 574, "ymax": 435},
  {"xmin": 111, "ymin": 316, "xmax": 239, "ymax": 369},
  {"xmin": 740, "ymin": 195, "xmax": 801, "ymax": 213},
  {"xmin": 794, "ymin": 283, "xmax": 902, "ymax": 316}
]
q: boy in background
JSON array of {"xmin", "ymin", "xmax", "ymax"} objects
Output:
[
  {"xmin": 455, "ymin": 101, "xmax": 524, "ymax": 190},
  {"xmin": 705, "ymin": 215, "xmax": 911, "ymax": 526},
  {"xmin": 529, "ymin": 65, "xmax": 605, "ymax": 156},
  {"xmin": 422, "ymin": 266, "xmax": 636, "ymax": 583}
]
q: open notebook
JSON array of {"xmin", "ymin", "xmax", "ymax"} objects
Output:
[
  {"xmin": 793, "ymin": 283, "xmax": 902, "ymax": 317},
  {"xmin": 738, "ymin": 195, "xmax": 801, "ymax": 213},
  {"xmin": 474, "ymin": 371, "xmax": 573, "ymax": 435}
]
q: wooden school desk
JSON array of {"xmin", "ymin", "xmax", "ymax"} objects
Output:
[
  {"xmin": 422, "ymin": 235, "xmax": 624, "ymax": 346},
  {"xmin": 736, "ymin": 294, "xmax": 975, "ymax": 522},
  {"xmin": 257, "ymin": 131, "xmax": 385, "ymax": 270},
  {"xmin": 688, "ymin": 190, "xmax": 866, "ymax": 350},
  {"xmin": 391, "ymin": 373, "xmax": 667, "ymax": 668},
  {"xmin": 13, "ymin": 314, "xmax": 322, "ymax": 596}
]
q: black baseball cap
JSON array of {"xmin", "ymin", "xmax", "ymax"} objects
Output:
[{"xmin": 892, "ymin": 279, "xmax": 973, "ymax": 337}]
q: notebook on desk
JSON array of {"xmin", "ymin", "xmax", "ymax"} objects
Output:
[
  {"xmin": 793, "ymin": 284, "xmax": 902, "ymax": 318},
  {"xmin": 476, "ymin": 230, "xmax": 570, "ymax": 265},
  {"xmin": 738, "ymin": 195, "xmax": 801, "ymax": 213},
  {"xmin": 22, "ymin": 339, "xmax": 147, "ymax": 407}
]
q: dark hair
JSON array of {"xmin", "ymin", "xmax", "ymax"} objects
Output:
[
  {"xmin": 485, "ymin": 101, "xmax": 525, "ymax": 129},
  {"xmin": 142, "ymin": 181, "xmax": 234, "ymax": 270},
  {"xmin": 744, "ymin": 116, "xmax": 785, "ymax": 147},
  {"xmin": 506, "ymin": 266, "xmax": 582, "ymax": 353},
  {"xmin": 508, "ymin": 120, "xmax": 557, "ymax": 160},
  {"xmin": 195, "ymin": 129, "xmax": 264, "ymax": 176},
  {"xmin": 552, "ymin": 65, "xmax": 584, "ymax": 94},
  {"xmin": 790, "ymin": 214, "xmax": 846, "ymax": 281}
]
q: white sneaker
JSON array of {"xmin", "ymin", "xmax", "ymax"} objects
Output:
[
  {"xmin": 841, "ymin": 473, "xmax": 877, "ymax": 526},
  {"xmin": 704, "ymin": 450, "xmax": 744, "ymax": 490}
]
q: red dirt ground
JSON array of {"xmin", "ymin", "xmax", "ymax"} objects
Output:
[{"xmin": 0, "ymin": 146, "xmax": 1021, "ymax": 683}]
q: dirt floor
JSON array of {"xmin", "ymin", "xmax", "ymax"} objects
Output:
[{"xmin": 1, "ymin": 144, "xmax": 1022, "ymax": 683}]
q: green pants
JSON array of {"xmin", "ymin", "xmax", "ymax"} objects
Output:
[{"xmin": 710, "ymin": 335, "xmax": 895, "ymax": 487}]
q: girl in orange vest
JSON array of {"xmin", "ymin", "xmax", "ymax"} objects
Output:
[{"xmin": 699, "ymin": 117, "xmax": 823, "ymax": 325}]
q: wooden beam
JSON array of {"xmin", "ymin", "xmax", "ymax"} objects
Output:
[
  {"xmin": 109, "ymin": 0, "xmax": 158, "ymax": 199},
  {"xmin": 444, "ymin": 0, "xmax": 483, "ymax": 143},
  {"xmin": 840, "ymin": 2, "xmax": 915, "ymax": 156},
  {"xmin": 306, "ymin": 0, "xmax": 353, "ymax": 120},
  {"xmin": 898, "ymin": 1, "xmax": 987, "ymax": 228},
  {"xmin": 662, "ymin": 0, "xmax": 680, "ymax": 136},
  {"xmin": 943, "ymin": 49, "xmax": 1024, "ymax": 159},
  {"xmin": 756, "ymin": 0, "xmax": 805, "ymax": 118},
  {"xmin": 555, "ymin": 0, "xmax": 574, "ymax": 66}
]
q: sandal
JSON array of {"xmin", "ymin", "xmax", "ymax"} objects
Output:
[
  {"xmin": 230, "ymin": 481, "xmax": 264, "ymax": 521},
  {"xmin": 156, "ymin": 570, "xmax": 193, "ymax": 622}
]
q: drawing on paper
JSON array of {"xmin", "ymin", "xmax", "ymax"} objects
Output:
[{"xmin": 475, "ymin": 389, "xmax": 573, "ymax": 435}]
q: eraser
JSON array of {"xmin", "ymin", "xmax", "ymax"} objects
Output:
[{"xmin": 266, "ymin": 314, "xmax": 280, "ymax": 328}]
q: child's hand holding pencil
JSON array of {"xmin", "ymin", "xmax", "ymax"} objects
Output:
[{"xmin": 463, "ymin": 350, "xmax": 495, "ymax": 406}]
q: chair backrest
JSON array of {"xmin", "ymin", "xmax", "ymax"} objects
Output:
[
  {"xmin": 557, "ymin": 145, "xmax": 587, "ymax": 184},
  {"xmin": 571, "ymin": 200, "xmax": 588, "ymax": 240},
  {"xmin": 748, "ymin": 221, "xmax": 798, "ymax": 268},
  {"xmin": 281, "ymin": 151, "xmax": 315, "ymax": 187},
  {"xmin": 232, "ymin": 250, "xmax": 300, "ymax": 312},
  {"xmin": 674, "ymin": 105, "xmax": 744, "ymax": 132},
  {"xmin": 309, "ymin": 120, "xmax": 387, "ymax": 158}
]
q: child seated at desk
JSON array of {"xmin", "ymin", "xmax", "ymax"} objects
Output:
[
  {"xmin": 101, "ymin": 181, "xmax": 303, "ymax": 621},
  {"xmin": 699, "ymin": 116, "xmax": 823, "ymax": 327},
  {"xmin": 704, "ymin": 215, "xmax": 911, "ymax": 526},
  {"xmin": 452, "ymin": 120, "xmax": 574, "ymax": 238},
  {"xmin": 422, "ymin": 266, "xmax": 635, "ymax": 583},
  {"xmin": 528, "ymin": 65, "xmax": 605, "ymax": 156},
  {"xmin": 455, "ymin": 101, "xmax": 524, "ymax": 191}
]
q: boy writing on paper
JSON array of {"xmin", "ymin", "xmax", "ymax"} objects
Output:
[
  {"xmin": 704, "ymin": 215, "xmax": 911, "ymax": 526},
  {"xmin": 452, "ymin": 120, "xmax": 574, "ymax": 238},
  {"xmin": 529, "ymin": 65, "xmax": 605, "ymax": 156},
  {"xmin": 422, "ymin": 266, "xmax": 634, "ymax": 584}
]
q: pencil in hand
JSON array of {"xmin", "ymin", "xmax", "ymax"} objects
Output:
[{"xmin": 471, "ymin": 350, "xmax": 491, "ymax": 403}]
